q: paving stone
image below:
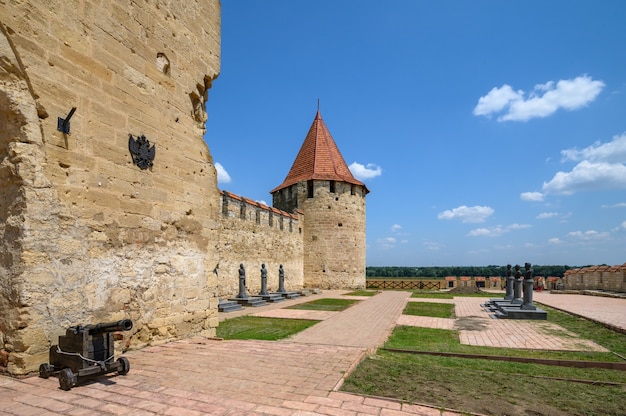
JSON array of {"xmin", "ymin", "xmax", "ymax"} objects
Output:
[{"xmin": 2, "ymin": 290, "xmax": 623, "ymax": 416}]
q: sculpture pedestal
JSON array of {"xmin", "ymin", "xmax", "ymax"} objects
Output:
[
  {"xmin": 273, "ymin": 291, "xmax": 300, "ymax": 299},
  {"xmin": 494, "ymin": 307, "xmax": 547, "ymax": 320},
  {"xmin": 258, "ymin": 293, "xmax": 285, "ymax": 303},
  {"xmin": 228, "ymin": 296, "xmax": 268, "ymax": 307},
  {"xmin": 218, "ymin": 299, "xmax": 243, "ymax": 312}
]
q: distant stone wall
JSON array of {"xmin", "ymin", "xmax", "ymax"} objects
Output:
[
  {"xmin": 563, "ymin": 264, "xmax": 626, "ymax": 292},
  {"xmin": 0, "ymin": 1, "xmax": 221, "ymax": 375},
  {"xmin": 217, "ymin": 191, "xmax": 304, "ymax": 297}
]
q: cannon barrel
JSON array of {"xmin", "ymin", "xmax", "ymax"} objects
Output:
[{"xmin": 83, "ymin": 319, "xmax": 133, "ymax": 335}]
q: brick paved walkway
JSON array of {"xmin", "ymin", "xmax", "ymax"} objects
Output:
[
  {"xmin": 533, "ymin": 291, "xmax": 626, "ymax": 332},
  {"xmin": 1, "ymin": 290, "xmax": 623, "ymax": 416},
  {"xmin": 288, "ymin": 291, "xmax": 411, "ymax": 351}
]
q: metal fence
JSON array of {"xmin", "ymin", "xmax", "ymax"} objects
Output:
[{"xmin": 366, "ymin": 279, "xmax": 445, "ymax": 290}]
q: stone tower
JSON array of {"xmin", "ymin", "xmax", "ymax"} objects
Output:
[{"xmin": 271, "ymin": 111, "xmax": 368, "ymax": 289}]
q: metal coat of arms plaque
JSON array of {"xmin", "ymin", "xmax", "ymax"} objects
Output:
[{"xmin": 128, "ymin": 134, "xmax": 156, "ymax": 170}]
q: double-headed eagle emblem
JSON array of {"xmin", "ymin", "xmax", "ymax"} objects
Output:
[{"xmin": 128, "ymin": 134, "xmax": 156, "ymax": 170}]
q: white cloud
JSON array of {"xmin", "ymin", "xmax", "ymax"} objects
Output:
[
  {"xmin": 520, "ymin": 192, "xmax": 544, "ymax": 202},
  {"xmin": 376, "ymin": 237, "xmax": 396, "ymax": 249},
  {"xmin": 467, "ymin": 227, "xmax": 506, "ymax": 237},
  {"xmin": 507, "ymin": 223, "xmax": 531, "ymax": 230},
  {"xmin": 538, "ymin": 134, "xmax": 626, "ymax": 196},
  {"xmin": 537, "ymin": 212, "xmax": 558, "ymax": 219},
  {"xmin": 391, "ymin": 224, "xmax": 402, "ymax": 232},
  {"xmin": 561, "ymin": 133, "xmax": 626, "ymax": 164},
  {"xmin": 542, "ymin": 161, "xmax": 626, "ymax": 195},
  {"xmin": 423, "ymin": 240, "xmax": 443, "ymax": 251},
  {"xmin": 437, "ymin": 205, "xmax": 494, "ymax": 223},
  {"xmin": 473, "ymin": 75, "xmax": 605, "ymax": 122},
  {"xmin": 215, "ymin": 162, "xmax": 231, "ymax": 184},
  {"xmin": 349, "ymin": 162, "xmax": 382, "ymax": 180},
  {"xmin": 548, "ymin": 237, "xmax": 562, "ymax": 245},
  {"xmin": 612, "ymin": 221, "xmax": 626, "ymax": 232},
  {"xmin": 567, "ymin": 230, "xmax": 610, "ymax": 240},
  {"xmin": 602, "ymin": 202, "xmax": 626, "ymax": 208},
  {"xmin": 473, "ymin": 85, "xmax": 522, "ymax": 116},
  {"xmin": 467, "ymin": 223, "xmax": 530, "ymax": 237}
]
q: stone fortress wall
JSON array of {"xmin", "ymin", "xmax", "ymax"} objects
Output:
[
  {"xmin": 217, "ymin": 191, "xmax": 304, "ymax": 297},
  {"xmin": 563, "ymin": 264, "xmax": 626, "ymax": 292},
  {"xmin": 0, "ymin": 0, "xmax": 223, "ymax": 375}
]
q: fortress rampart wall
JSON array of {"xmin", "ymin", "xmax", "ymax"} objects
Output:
[
  {"xmin": 217, "ymin": 191, "xmax": 304, "ymax": 297},
  {"xmin": 563, "ymin": 265, "xmax": 626, "ymax": 292}
]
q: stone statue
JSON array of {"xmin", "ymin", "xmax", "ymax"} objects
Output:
[
  {"xmin": 521, "ymin": 262, "xmax": 536, "ymax": 310},
  {"xmin": 277, "ymin": 264, "xmax": 286, "ymax": 293},
  {"xmin": 504, "ymin": 264, "xmax": 514, "ymax": 300},
  {"xmin": 512, "ymin": 264, "xmax": 523, "ymax": 304},
  {"xmin": 237, "ymin": 263, "xmax": 248, "ymax": 299},
  {"xmin": 259, "ymin": 263, "xmax": 269, "ymax": 296}
]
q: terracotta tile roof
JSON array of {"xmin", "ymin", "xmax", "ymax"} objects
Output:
[{"xmin": 271, "ymin": 110, "xmax": 368, "ymax": 194}]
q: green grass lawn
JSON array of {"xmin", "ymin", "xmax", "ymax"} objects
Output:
[
  {"xmin": 402, "ymin": 301, "xmax": 455, "ymax": 318},
  {"xmin": 216, "ymin": 316, "xmax": 317, "ymax": 340},
  {"xmin": 343, "ymin": 290, "xmax": 378, "ymax": 296},
  {"xmin": 342, "ymin": 351, "xmax": 626, "ymax": 416},
  {"xmin": 286, "ymin": 298, "xmax": 359, "ymax": 311}
]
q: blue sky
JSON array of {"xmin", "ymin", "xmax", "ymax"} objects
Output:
[{"xmin": 205, "ymin": 1, "xmax": 626, "ymax": 267}]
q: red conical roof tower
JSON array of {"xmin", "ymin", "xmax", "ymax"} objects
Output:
[
  {"xmin": 271, "ymin": 110, "xmax": 368, "ymax": 194},
  {"xmin": 271, "ymin": 109, "xmax": 368, "ymax": 290}
]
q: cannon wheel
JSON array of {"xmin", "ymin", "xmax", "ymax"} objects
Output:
[
  {"xmin": 39, "ymin": 363, "xmax": 53, "ymax": 379},
  {"xmin": 58, "ymin": 368, "xmax": 76, "ymax": 391},
  {"xmin": 117, "ymin": 357, "xmax": 130, "ymax": 375}
]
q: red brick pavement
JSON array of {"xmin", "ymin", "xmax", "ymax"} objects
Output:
[
  {"xmin": 1, "ymin": 291, "xmax": 468, "ymax": 415},
  {"xmin": 533, "ymin": 291, "xmax": 626, "ymax": 332},
  {"xmin": 1, "ymin": 290, "xmax": 622, "ymax": 416}
]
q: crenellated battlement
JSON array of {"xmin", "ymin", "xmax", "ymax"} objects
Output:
[{"xmin": 220, "ymin": 190, "xmax": 300, "ymax": 232}]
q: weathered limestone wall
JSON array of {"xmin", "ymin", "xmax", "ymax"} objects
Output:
[
  {"xmin": 0, "ymin": 0, "xmax": 221, "ymax": 375},
  {"xmin": 563, "ymin": 265, "xmax": 626, "ymax": 292},
  {"xmin": 298, "ymin": 181, "xmax": 366, "ymax": 289},
  {"xmin": 217, "ymin": 191, "xmax": 304, "ymax": 297}
]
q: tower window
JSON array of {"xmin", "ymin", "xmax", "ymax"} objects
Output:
[
  {"xmin": 330, "ymin": 180, "xmax": 336, "ymax": 193},
  {"xmin": 307, "ymin": 180, "xmax": 314, "ymax": 198},
  {"xmin": 338, "ymin": 222, "xmax": 343, "ymax": 227}
]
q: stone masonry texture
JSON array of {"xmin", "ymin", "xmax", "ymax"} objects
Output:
[{"xmin": 0, "ymin": 0, "xmax": 222, "ymax": 375}]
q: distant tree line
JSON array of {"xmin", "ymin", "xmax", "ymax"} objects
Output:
[{"xmin": 366, "ymin": 265, "xmax": 577, "ymax": 279}]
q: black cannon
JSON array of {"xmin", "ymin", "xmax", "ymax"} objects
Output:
[{"xmin": 39, "ymin": 319, "xmax": 133, "ymax": 390}]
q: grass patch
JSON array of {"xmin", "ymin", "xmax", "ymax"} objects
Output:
[
  {"xmin": 541, "ymin": 303, "xmax": 626, "ymax": 356},
  {"xmin": 342, "ymin": 351, "xmax": 626, "ymax": 416},
  {"xmin": 343, "ymin": 290, "xmax": 378, "ymax": 296},
  {"xmin": 286, "ymin": 298, "xmax": 358, "ymax": 312},
  {"xmin": 402, "ymin": 302, "xmax": 454, "ymax": 318},
  {"xmin": 385, "ymin": 326, "xmax": 622, "ymax": 362},
  {"xmin": 216, "ymin": 316, "xmax": 317, "ymax": 340}
]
